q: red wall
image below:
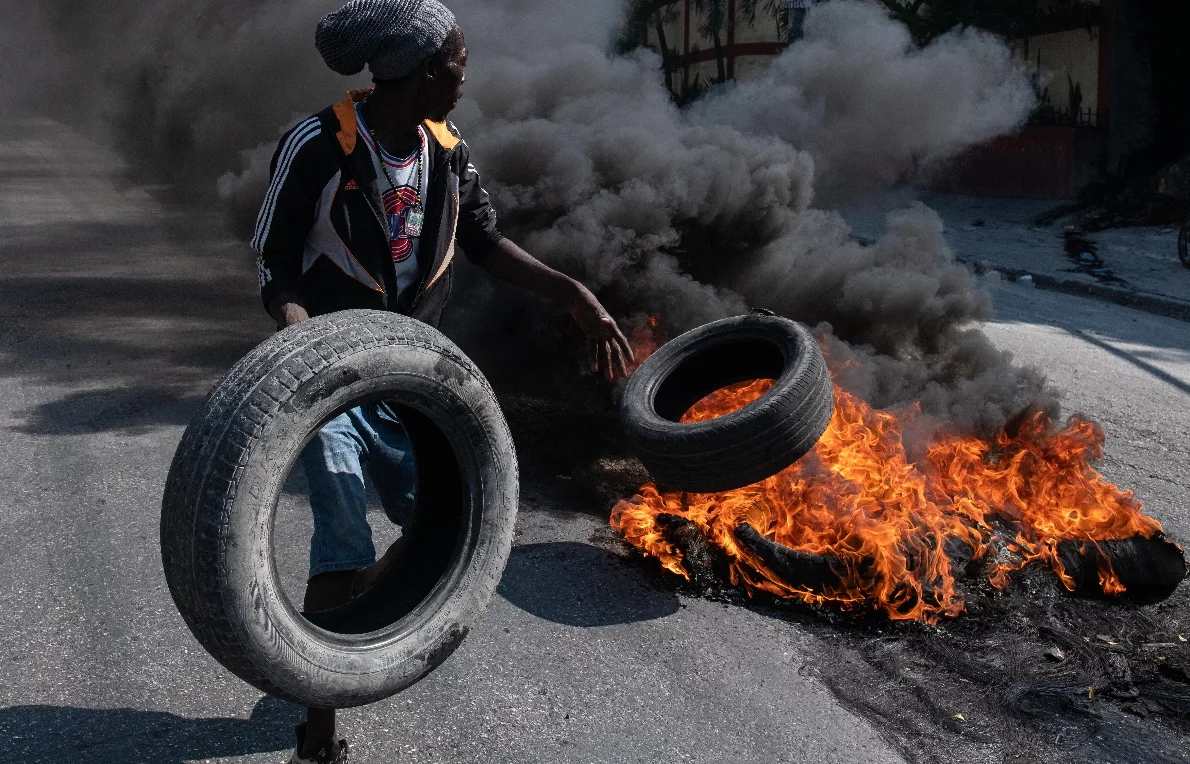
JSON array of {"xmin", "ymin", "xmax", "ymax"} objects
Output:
[{"xmin": 933, "ymin": 126, "xmax": 1104, "ymax": 199}]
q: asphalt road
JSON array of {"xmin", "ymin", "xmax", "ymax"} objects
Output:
[
  {"xmin": 2, "ymin": 118, "xmax": 1188, "ymax": 764},
  {"xmin": 983, "ymin": 276, "xmax": 1190, "ymax": 543}
]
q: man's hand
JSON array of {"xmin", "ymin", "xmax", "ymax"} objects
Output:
[
  {"xmin": 268, "ymin": 294, "xmax": 310, "ymax": 329},
  {"xmin": 476, "ymin": 239, "xmax": 635, "ymax": 380},
  {"xmin": 569, "ymin": 283, "xmax": 634, "ymax": 381}
]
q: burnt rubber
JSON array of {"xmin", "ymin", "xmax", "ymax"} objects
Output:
[
  {"xmin": 1058, "ymin": 535, "xmax": 1187, "ymax": 604},
  {"xmin": 620, "ymin": 313, "xmax": 833, "ymax": 493},
  {"xmin": 734, "ymin": 523, "xmax": 842, "ymax": 593},
  {"xmin": 160, "ymin": 310, "xmax": 518, "ymax": 708}
]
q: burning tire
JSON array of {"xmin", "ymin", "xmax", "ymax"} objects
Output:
[
  {"xmin": 620, "ymin": 312, "xmax": 833, "ymax": 493},
  {"xmin": 160, "ymin": 310, "xmax": 518, "ymax": 708}
]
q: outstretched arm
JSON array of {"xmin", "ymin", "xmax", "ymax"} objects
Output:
[
  {"xmin": 453, "ymin": 143, "xmax": 631, "ymax": 378},
  {"xmin": 477, "ymin": 238, "xmax": 634, "ymax": 380}
]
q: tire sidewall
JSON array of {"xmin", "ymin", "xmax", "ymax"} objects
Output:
[
  {"xmin": 217, "ymin": 319, "xmax": 517, "ymax": 707},
  {"xmin": 619, "ymin": 314, "xmax": 833, "ymax": 493}
]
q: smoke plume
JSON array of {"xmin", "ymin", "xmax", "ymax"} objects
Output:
[
  {"xmin": 693, "ymin": 1, "xmax": 1037, "ymax": 199},
  {"xmin": 2, "ymin": 0, "xmax": 1054, "ymax": 435}
]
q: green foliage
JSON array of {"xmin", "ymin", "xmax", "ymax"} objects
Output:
[
  {"xmin": 618, "ymin": 0, "xmax": 684, "ymax": 53},
  {"xmin": 1026, "ymin": 67, "xmax": 1089, "ymax": 127},
  {"xmin": 617, "ymin": 0, "xmax": 790, "ymax": 103},
  {"xmin": 874, "ymin": 0, "xmax": 1098, "ymax": 46},
  {"xmin": 620, "ymin": 0, "xmax": 788, "ymax": 58},
  {"xmin": 623, "ymin": 0, "xmax": 1102, "ymax": 104},
  {"xmin": 736, "ymin": 0, "xmax": 787, "ymax": 36},
  {"xmin": 693, "ymin": 0, "xmax": 729, "ymax": 82},
  {"xmin": 1068, "ymin": 72, "xmax": 1083, "ymax": 120},
  {"xmin": 622, "ymin": 0, "xmax": 1100, "ymax": 54}
]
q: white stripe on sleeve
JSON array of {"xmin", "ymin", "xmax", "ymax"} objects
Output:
[{"xmin": 251, "ymin": 117, "xmax": 321, "ymax": 253}]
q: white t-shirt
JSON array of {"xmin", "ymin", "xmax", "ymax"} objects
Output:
[{"xmin": 355, "ymin": 103, "xmax": 431, "ymax": 299}]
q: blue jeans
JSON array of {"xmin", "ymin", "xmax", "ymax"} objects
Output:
[{"xmin": 299, "ymin": 403, "xmax": 417, "ymax": 578}]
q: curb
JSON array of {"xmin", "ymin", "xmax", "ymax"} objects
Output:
[{"xmin": 961, "ymin": 259, "xmax": 1190, "ymax": 324}]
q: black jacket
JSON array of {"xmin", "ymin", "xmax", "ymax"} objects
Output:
[{"xmin": 251, "ymin": 90, "xmax": 504, "ymax": 326}]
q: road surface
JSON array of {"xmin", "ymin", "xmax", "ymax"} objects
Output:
[{"xmin": 2, "ymin": 118, "xmax": 1188, "ymax": 763}]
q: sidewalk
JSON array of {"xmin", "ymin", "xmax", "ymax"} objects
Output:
[{"xmin": 849, "ymin": 193, "xmax": 1190, "ymax": 322}]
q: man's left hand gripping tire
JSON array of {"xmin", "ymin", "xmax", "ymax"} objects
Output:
[{"xmin": 160, "ymin": 310, "xmax": 519, "ymax": 708}]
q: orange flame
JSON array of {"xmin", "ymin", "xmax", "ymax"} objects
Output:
[
  {"xmin": 611, "ymin": 359, "xmax": 1163, "ymax": 623},
  {"xmin": 625, "ymin": 315, "xmax": 662, "ymax": 375}
]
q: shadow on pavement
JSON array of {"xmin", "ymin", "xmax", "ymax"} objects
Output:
[
  {"xmin": 0, "ymin": 262, "xmax": 264, "ymax": 436},
  {"xmin": 0, "ymin": 122, "xmax": 272, "ymax": 436},
  {"xmin": 12, "ymin": 385, "xmax": 205, "ymax": 436},
  {"xmin": 0, "ymin": 694, "xmax": 300, "ymax": 764},
  {"xmin": 498, "ymin": 541, "xmax": 680, "ymax": 627},
  {"xmin": 991, "ymin": 279, "xmax": 1190, "ymax": 358},
  {"xmin": 1071, "ymin": 328, "xmax": 1190, "ymax": 396}
]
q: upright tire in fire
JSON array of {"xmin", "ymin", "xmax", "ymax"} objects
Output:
[
  {"xmin": 160, "ymin": 310, "xmax": 518, "ymax": 708},
  {"xmin": 621, "ymin": 313, "xmax": 833, "ymax": 493}
]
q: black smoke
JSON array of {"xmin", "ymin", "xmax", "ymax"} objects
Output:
[{"xmin": 1, "ymin": 0, "xmax": 1056, "ymax": 435}]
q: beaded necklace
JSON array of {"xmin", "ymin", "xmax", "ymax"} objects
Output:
[{"xmin": 364, "ymin": 97, "xmax": 425, "ymax": 238}]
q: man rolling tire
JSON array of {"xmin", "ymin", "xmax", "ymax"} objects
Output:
[{"xmin": 250, "ymin": 2, "xmax": 633, "ymax": 759}]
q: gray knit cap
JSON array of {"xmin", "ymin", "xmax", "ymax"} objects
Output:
[{"xmin": 316, "ymin": 0, "xmax": 456, "ymax": 81}]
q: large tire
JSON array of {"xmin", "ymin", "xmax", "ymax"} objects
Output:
[
  {"xmin": 160, "ymin": 310, "xmax": 518, "ymax": 708},
  {"xmin": 620, "ymin": 313, "xmax": 833, "ymax": 493}
]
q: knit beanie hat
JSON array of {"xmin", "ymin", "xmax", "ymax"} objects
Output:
[{"xmin": 316, "ymin": 0, "xmax": 457, "ymax": 81}]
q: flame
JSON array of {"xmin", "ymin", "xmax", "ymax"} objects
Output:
[
  {"xmin": 625, "ymin": 315, "xmax": 662, "ymax": 374},
  {"xmin": 611, "ymin": 357, "xmax": 1164, "ymax": 623}
]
